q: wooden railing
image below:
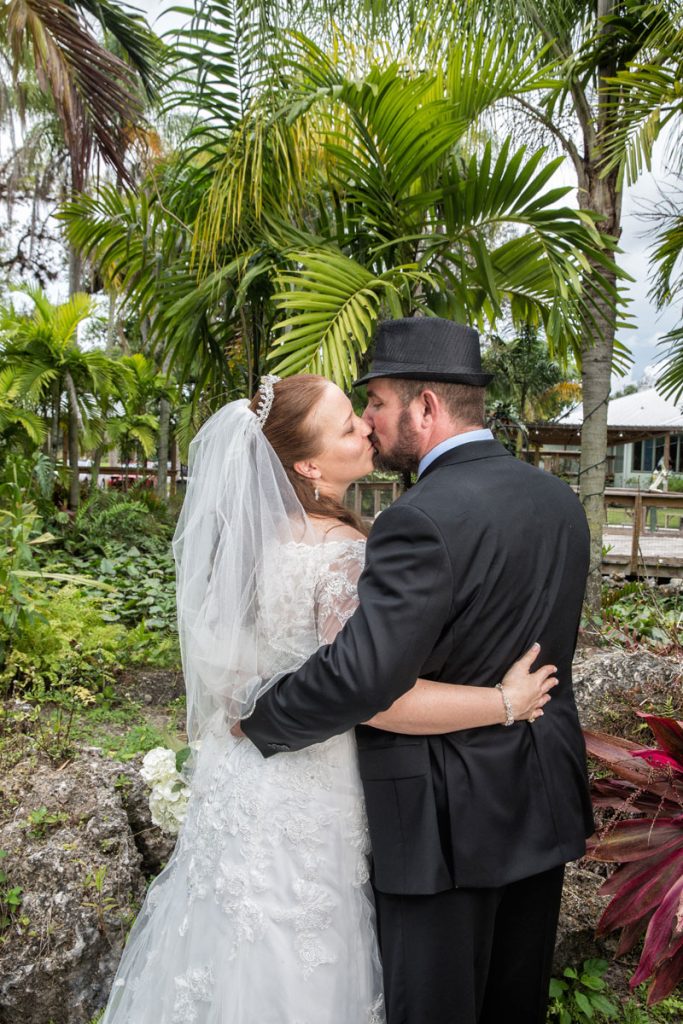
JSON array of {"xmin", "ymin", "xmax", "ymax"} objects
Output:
[
  {"xmin": 346, "ymin": 479, "xmax": 402, "ymax": 519},
  {"xmin": 347, "ymin": 478, "xmax": 683, "ymax": 578},
  {"xmin": 601, "ymin": 488, "xmax": 683, "ymax": 577}
]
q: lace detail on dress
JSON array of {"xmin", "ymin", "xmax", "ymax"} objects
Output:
[
  {"xmin": 274, "ymin": 879, "xmax": 338, "ymax": 977},
  {"xmin": 313, "ymin": 539, "xmax": 365, "ymax": 646},
  {"xmin": 214, "ymin": 863, "xmax": 268, "ymax": 953},
  {"xmin": 172, "ymin": 966, "xmax": 214, "ymax": 1024}
]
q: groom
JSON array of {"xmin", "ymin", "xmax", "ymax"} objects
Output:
[{"xmin": 242, "ymin": 317, "xmax": 594, "ymax": 1024}]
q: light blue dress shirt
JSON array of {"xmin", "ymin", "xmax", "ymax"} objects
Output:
[{"xmin": 417, "ymin": 429, "xmax": 494, "ymax": 480}]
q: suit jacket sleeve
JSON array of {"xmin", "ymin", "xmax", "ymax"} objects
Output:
[{"xmin": 241, "ymin": 503, "xmax": 453, "ymax": 756}]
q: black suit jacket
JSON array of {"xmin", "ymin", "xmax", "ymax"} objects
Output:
[{"xmin": 243, "ymin": 440, "xmax": 594, "ymax": 894}]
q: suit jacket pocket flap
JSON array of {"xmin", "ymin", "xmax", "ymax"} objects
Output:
[{"xmin": 358, "ymin": 742, "xmax": 430, "ymax": 780}]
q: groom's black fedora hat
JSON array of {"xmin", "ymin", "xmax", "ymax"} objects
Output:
[{"xmin": 354, "ymin": 317, "xmax": 493, "ymax": 388}]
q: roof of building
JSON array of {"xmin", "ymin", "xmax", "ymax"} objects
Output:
[{"xmin": 556, "ymin": 388, "xmax": 683, "ymax": 430}]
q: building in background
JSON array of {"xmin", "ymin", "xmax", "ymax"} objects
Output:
[{"xmin": 528, "ymin": 388, "xmax": 683, "ymax": 488}]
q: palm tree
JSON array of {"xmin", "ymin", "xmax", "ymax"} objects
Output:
[
  {"xmin": 483, "ymin": 326, "xmax": 581, "ymax": 453},
  {"xmin": 0, "ymin": 0, "xmax": 162, "ymax": 291},
  {"xmin": 415, "ymin": 0, "xmax": 681, "ymax": 610},
  {"xmin": 0, "ymin": 285, "xmax": 131, "ymax": 507},
  {"xmin": 62, "ymin": 24, "xmax": 618, "ymax": 414}
]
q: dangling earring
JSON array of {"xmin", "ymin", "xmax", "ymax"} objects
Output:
[{"xmin": 314, "ymin": 486, "xmax": 320, "ymax": 501}]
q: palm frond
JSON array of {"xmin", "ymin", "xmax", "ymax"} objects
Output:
[
  {"xmin": 72, "ymin": 0, "xmax": 163, "ymax": 98},
  {"xmin": 270, "ymin": 248, "xmax": 430, "ymax": 387},
  {"xmin": 3, "ymin": 0, "xmax": 148, "ymax": 184},
  {"xmin": 655, "ymin": 327, "xmax": 683, "ymax": 403}
]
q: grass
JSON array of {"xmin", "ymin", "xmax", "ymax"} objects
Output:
[{"xmin": 606, "ymin": 507, "xmax": 682, "ymax": 529}]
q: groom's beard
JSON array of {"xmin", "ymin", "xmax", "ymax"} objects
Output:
[{"xmin": 372, "ymin": 409, "xmax": 421, "ymax": 474}]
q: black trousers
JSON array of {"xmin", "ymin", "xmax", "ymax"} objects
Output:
[{"xmin": 375, "ymin": 864, "xmax": 565, "ymax": 1024}]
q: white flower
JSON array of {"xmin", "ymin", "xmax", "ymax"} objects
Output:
[
  {"xmin": 140, "ymin": 747, "xmax": 191, "ymax": 835},
  {"xmin": 149, "ymin": 785, "xmax": 189, "ymax": 833},
  {"xmin": 154, "ymin": 778, "xmax": 188, "ymax": 804},
  {"xmin": 140, "ymin": 746, "xmax": 177, "ymax": 785}
]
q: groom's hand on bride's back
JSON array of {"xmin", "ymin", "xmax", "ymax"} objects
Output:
[{"xmin": 231, "ymin": 722, "xmax": 245, "ymax": 737}]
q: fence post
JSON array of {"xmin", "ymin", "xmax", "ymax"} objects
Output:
[{"xmin": 630, "ymin": 491, "xmax": 643, "ymax": 574}]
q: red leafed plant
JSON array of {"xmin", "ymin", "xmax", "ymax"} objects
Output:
[{"xmin": 583, "ymin": 713, "xmax": 683, "ymax": 1005}]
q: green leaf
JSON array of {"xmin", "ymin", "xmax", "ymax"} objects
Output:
[
  {"xmin": 575, "ymin": 991, "xmax": 594, "ymax": 1018},
  {"xmin": 175, "ymin": 747, "xmax": 192, "ymax": 773}
]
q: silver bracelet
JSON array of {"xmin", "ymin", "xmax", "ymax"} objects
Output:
[{"xmin": 496, "ymin": 683, "xmax": 515, "ymax": 727}]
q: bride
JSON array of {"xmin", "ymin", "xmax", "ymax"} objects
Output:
[{"xmin": 99, "ymin": 374, "xmax": 557, "ymax": 1024}]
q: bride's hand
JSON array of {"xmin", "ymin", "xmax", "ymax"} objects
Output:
[{"xmin": 500, "ymin": 643, "xmax": 558, "ymax": 723}]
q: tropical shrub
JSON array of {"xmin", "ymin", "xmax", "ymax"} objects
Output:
[
  {"xmin": 602, "ymin": 582, "xmax": 682, "ymax": 653},
  {"xmin": 43, "ymin": 544, "xmax": 177, "ymax": 629},
  {"xmin": 0, "ymin": 584, "xmax": 125, "ymax": 698},
  {"xmin": 0, "ymin": 457, "xmax": 54, "ymax": 670},
  {"xmin": 584, "ymin": 716, "xmax": 683, "ymax": 1005},
  {"xmin": 548, "ymin": 958, "xmax": 619, "ymax": 1023},
  {"xmin": 69, "ymin": 489, "xmax": 173, "ymax": 555}
]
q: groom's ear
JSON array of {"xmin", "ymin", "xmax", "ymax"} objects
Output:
[
  {"xmin": 419, "ymin": 389, "xmax": 439, "ymax": 424},
  {"xmin": 293, "ymin": 459, "xmax": 321, "ymax": 482}
]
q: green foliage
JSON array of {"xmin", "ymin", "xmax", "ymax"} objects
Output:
[
  {"xmin": 0, "ymin": 456, "xmax": 55, "ymax": 670},
  {"xmin": 548, "ymin": 959, "xmax": 619, "ymax": 1023},
  {"xmin": 82, "ymin": 864, "xmax": 123, "ymax": 933},
  {"xmin": 71, "ymin": 490, "xmax": 171, "ymax": 554},
  {"xmin": 666, "ymin": 474, "xmax": 683, "ymax": 493},
  {"xmin": 22, "ymin": 806, "xmax": 68, "ymax": 839},
  {"xmin": 44, "ymin": 544, "xmax": 177, "ymax": 633},
  {"xmin": 547, "ymin": 969, "xmax": 683, "ymax": 1023},
  {"xmin": 602, "ymin": 581, "xmax": 681, "ymax": 652},
  {"xmin": 483, "ymin": 324, "xmax": 579, "ymax": 422},
  {"xmin": 61, "ymin": 19, "xmax": 624, "ymax": 406},
  {"xmin": 0, "ymin": 850, "xmax": 23, "ymax": 931},
  {"xmin": 79, "ymin": 720, "xmax": 173, "ymax": 762},
  {"xmin": 36, "ymin": 488, "xmax": 179, "ymax": 670},
  {"xmin": 0, "ymin": 584, "xmax": 125, "ymax": 699},
  {"xmin": 118, "ymin": 622, "xmax": 180, "ymax": 669},
  {"xmin": 620, "ymin": 986, "xmax": 683, "ymax": 1022}
]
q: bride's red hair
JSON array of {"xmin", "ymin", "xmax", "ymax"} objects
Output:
[{"xmin": 249, "ymin": 375, "xmax": 366, "ymax": 534}]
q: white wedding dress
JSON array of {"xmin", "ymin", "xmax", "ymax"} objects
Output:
[{"xmin": 101, "ymin": 538, "xmax": 385, "ymax": 1024}]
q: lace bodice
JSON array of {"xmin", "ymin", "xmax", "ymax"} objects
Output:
[{"xmin": 258, "ymin": 537, "xmax": 366, "ymax": 673}]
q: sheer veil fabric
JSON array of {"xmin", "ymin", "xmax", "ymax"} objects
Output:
[
  {"xmin": 100, "ymin": 399, "xmax": 385, "ymax": 1024},
  {"xmin": 173, "ymin": 399, "xmax": 318, "ymax": 744}
]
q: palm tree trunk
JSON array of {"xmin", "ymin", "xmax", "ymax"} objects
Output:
[
  {"xmin": 169, "ymin": 432, "xmax": 177, "ymax": 496},
  {"xmin": 156, "ymin": 396, "xmax": 170, "ymax": 500},
  {"xmin": 577, "ymin": 169, "xmax": 622, "ymax": 614},
  {"xmin": 106, "ymin": 293, "xmax": 118, "ymax": 353},
  {"xmin": 64, "ymin": 370, "xmax": 82, "ymax": 510},
  {"xmin": 50, "ymin": 378, "xmax": 61, "ymax": 468},
  {"xmin": 573, "ymin": 0, "xmax": 623, "ymax": 617},
  {"xmin": 90, "ymin": 446, "xmax": 104, "ymax": 489},
  {"xmin": 156, "ymin": 350, "xmax": 172, "ymax": 501},
  {"xmin": 69, "ymin": 244, "xmax": 83, "ymax": 297}
]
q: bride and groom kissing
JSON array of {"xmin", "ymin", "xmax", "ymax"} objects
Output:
[{"xmin": 100, "ymin": 317, "xmax": 593, "ymax": 1024}]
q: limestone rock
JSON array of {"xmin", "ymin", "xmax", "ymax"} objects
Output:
[
  {"xmin": 554, "ymin": 861, "xmax": 614, "ymax": 972},
  {"xmin": 573, "ymin": 648, "xmax": 681, "ymax": 732},
  {"xmin": 0, "ymin": 750, "xmax": 174, "ymax": 1024}
]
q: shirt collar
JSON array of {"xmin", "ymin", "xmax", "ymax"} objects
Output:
[{"xmin": 417, "ymin": 429, "xmax": 494, "ymax": 479}]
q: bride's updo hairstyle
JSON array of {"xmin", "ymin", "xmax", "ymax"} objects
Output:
[{"xmin": 249, "ymin": 375, "xmax": 366, "ymax": 534}]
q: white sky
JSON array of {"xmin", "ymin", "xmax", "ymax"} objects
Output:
[{"xmin": 122, "ymin": 3, "xmax": 683, "ymax": 383}]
